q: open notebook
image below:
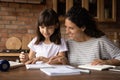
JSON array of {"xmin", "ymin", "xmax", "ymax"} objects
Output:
[
  {"xmin": 109, "ymin": 66, "xmax": 120, "ymax": 72},
  {"xmin": 26, "ymin": 61, "xmax": 82, "ymax": 76},
  {"xmin": 9, "ymin": 61, "xmax": 24, "ymax": 69},
  {"xmin": 25, "ymin": 61, "xmax": 54, "ymax": 69},
  {"xmin": 78, "ymin": 64, "xmax": 115, "ymax": 71},
  {"xmin": 40, "ymin": 65, "xmax": 81, "ymax": 76}
]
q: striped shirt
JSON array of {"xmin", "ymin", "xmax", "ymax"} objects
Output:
[{"xmin": 67, "ymin": 36, "xmax": 120, "ymax": 66}]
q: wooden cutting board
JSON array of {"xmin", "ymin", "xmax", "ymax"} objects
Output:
[
  {"xmin": 5, "ymin": 37, "xmax": 22, "ymax": 49},
  {"xmin": 21, "ymin": 35, "xmax": 32, "ymax": 49}
]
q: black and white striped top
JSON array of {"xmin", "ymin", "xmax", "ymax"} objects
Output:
[{"xmin": 67, "ymin": 36, "xmax": 120, "ymax": 66}]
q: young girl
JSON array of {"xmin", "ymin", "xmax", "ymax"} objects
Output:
[{"xmin": 19, "ymin": 8, "xmax": 68, "ymax": 64}]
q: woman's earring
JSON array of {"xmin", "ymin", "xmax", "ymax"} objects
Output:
[{"xmin": 81, "ymin": 27, "xmax": 86, "ymax": 32}]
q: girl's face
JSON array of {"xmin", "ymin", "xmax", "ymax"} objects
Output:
[
  {"xmin": 65, "ymin": 18, "xmax": 85, "ymax": 41},
  {"xmin": 39, "ymin": 25, "xmax": 55, "ymax": 39}
]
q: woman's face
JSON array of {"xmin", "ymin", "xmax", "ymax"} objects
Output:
[
  {"xmin": 65, "ymin": 18, "xmax": 84, "ymax": 41},
  {"xmin": 39, "ymin": 25, "xmax": 55, "ymax": 39}
]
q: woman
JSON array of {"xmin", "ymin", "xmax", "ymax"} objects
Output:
[
  {"xmin": 19, "ymin": 8, "xmax": 68, "ymax": 64},
  {"xmin": 65, "ymin": 6, "xmax": 120, "ymax": 66}
]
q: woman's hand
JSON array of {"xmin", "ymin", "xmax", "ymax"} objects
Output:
[
  {"xmin": 19, "ymin": 52, "xmax": 29, "ymax": 63},
  {"xmin": 92, "ymin": 59, "xmax": 120, "ymax": 66},
  {"xmin": 91, "ymin": 59, "xmax": 107, "ymax": 65},
  {"xmin": 47, "ymin": 56, "xmax": 68, "ymax": 65}
]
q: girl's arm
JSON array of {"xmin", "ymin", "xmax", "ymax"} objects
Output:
[
  {"xmin": 19, "ymin": 52, "xmax": 29, "ymax": 63},
  {"xmin": 25, "ymin": 49, "xmax": 50, "ymax": 64},
  {"xmin": 28, "ymin": 49, "xmax": 36, "ymax": 60},
  {"xmin": 20, "ymin": 49, "xmax": 36, "ymax": 64}
]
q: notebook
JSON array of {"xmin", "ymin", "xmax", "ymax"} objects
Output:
[
  {"xmin": 26, "ymin": 61, "xmax": 54, "ymax": 69},
  {"xmin": 26, "ymin": 63, "xmax": 53, "ymax": 69},
  {"xmin": 78, "ymin": 64, "xmax": 115, "ymax": 71},
  {"xmin": 26, "ymin": 61, "xmax": 90, "ymax": 75},
  {"xmin": 40, "ymin": 65, "xmax": 81, "ymax": 76},
  {"xmin": 9, "ymin": 61, "xmax": 24, "ymax": 69},
  {"xmin": 109, "ymin": 66, "xmax": 120, "ymax": 72}
]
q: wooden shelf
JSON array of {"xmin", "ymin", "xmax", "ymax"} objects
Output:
[{"xmin": 0, "ymin": 53, "xmax": 20, "ymax": 57}]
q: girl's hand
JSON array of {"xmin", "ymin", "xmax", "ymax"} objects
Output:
[
  {"xmin": 91, "ymin": 59, "xmax": 107, "ymax": 65},
  {"xmin": 19, "ymin": 52, "xmax": 29, "ymax": 63},
  {"xmin": 25, "ymin": 56, "xmax": 49, "ymax": 64},
  {"xmin": 25, "ymin": 57, "xmax": 40, "ymax": 64}
]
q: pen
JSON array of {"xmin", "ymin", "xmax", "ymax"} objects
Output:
[
  {"xmin": 66, "ymin": 66, "xmax": 91, "ymax": 74},
  {"xmin": 77, "ymin": 69, "xmax": 91, "ymax": 74}
]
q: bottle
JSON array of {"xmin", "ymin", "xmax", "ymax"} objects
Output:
[{"xmin": 113, "ymin": 32, "xmax": 119, "ymax": 47}]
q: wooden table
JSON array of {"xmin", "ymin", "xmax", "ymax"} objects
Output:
[{"xmin": 1, "ymin": 66, "xmax": 120, "ymax": 80}]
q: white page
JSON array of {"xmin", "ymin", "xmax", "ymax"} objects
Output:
[
  {"xmin": 26, "ymin": 63, "xmax": 53, "ymax": 69},
  {"xmin": 26, "ymin": 61, "xmax": 75, "ymax": 69},
  {"xmin": 9, "ymin": 61, "xmax": 24, "ymax": 68},
  {"xmin": 78, "ymin": 63, "xmax": 115, "ymax": 71},
  {"xmin": 40, "ymin": 66, "xmax": 81, "ymax": 76}
]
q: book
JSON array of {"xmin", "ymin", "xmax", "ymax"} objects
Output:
[
  {"xmin": 78, "ymin": 64, "xmax": 115, "ymax": 71},
  {"xmin": 40, "ymin": 65, "xmax": 81, "ymax": 76},
  {"xmin": 26, "ymin": 63, "xmax": 53, "ymax": 69},
  {"xmin": 26, "ymin": 61, "xmax": 90, "ymax": 75},
  {"xmin": 9, "ymin": 61, "xmax": 24, "ymax": 69},
  {"xmin": 109, "ymin": 66, "xmax": 120, "ymax": 72},
  {"xmin": 26, "ymin": 61, "xmax": 75, "ymax": 70}
]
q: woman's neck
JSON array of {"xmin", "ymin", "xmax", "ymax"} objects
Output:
[{"xmin": 75, "ymin": 35, "xmax": 92, "ymax": 42}]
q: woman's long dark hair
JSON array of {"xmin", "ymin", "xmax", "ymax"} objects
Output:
[
  {"xmin": 65, "ymin": 6, "xmax": 105, "ymax": 38},
  {"xmin": 35, "ymin": 8, "xmax": 61, "ymax": 45}
]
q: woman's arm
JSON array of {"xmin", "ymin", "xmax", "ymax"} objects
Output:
[
  {"xmin": 91, "ymin": 59, "xmax": 120, "ymax": 66},
  {"xmin": 105, "ymin": 59, "xmax": 120, "ymax": 66},
  {"xmin": 47, "ymin": 52, "xmax": 68, "ymax": 65}
]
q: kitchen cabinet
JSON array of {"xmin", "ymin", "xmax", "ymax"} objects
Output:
[
  {"xmin": 0, "ymin": 53, "xmax": 20, "ymax": 61},
  {"xmin": 52, "ymin": 0, "xmax": 116, "ymax": 22},
  {"xmin": 0, "ymin": 34, "xmax": 32, "ymax": 61},
  {"xmin": 0, "ymin": 52, "xmax": 28, "ymax": 61},
  {"xmin": 0, "ymin": 53, "xmax": 19, "ymax": 57}
]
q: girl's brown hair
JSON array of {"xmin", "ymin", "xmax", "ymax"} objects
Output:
[{"xmin": 35, "ymin": 8, "xmax": 61, "ymax": 45}]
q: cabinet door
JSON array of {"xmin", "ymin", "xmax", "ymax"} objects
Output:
[
  {"xmin": 52, "ymin": 0, "xmax": 73, "ymax": 21},
  {"xmin": 53, "ymin": 0, "xmax": 72, "ymax": 16},
  {"xmin": 83, "ymin": 0, "xmax": 116, "ymax": 22},
  {"xmin": 83, "ymin": 0, "xmax": 100, "ymax": 21},
  {"xmin": 102, "ymin": 0, "xmax": 116, "ymax": 22}
]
